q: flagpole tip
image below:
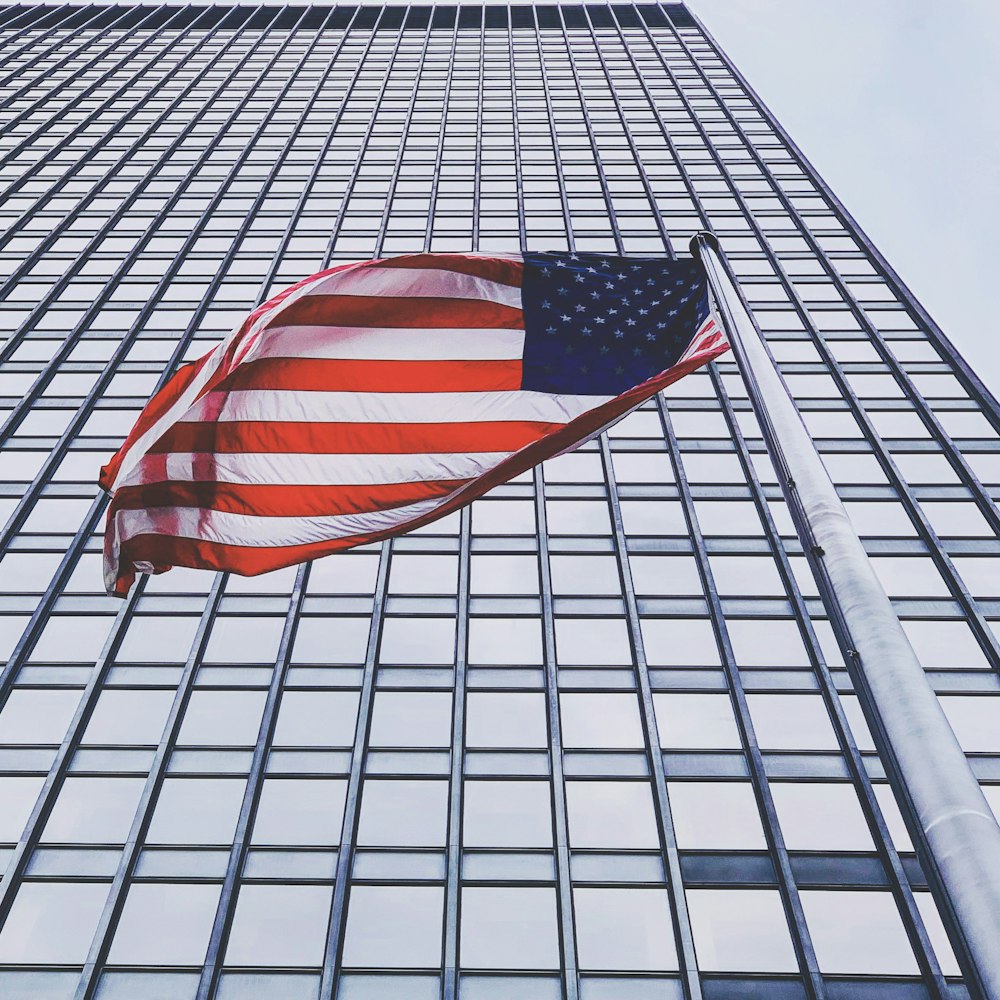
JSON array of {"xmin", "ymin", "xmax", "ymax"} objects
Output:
[{"xmin": 689, "ymin": 231, "xmax": 720, "ymax": 257}]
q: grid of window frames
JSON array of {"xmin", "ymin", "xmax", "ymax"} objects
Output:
[{"xmin": 0, "ymin": 4, "xmax": 998, "ymax": 1000}]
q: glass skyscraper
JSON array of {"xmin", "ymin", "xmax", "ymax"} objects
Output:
[{"xmin": 0, "ymin": 4, "xmax": 998, "ymax": 999}]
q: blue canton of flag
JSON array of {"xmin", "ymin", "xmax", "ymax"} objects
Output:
[{"xmin": 521, "ymin": 251, "xmax": 712, "ymax": 396}]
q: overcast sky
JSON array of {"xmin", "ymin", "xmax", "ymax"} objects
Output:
[{"xmin": 687, "ymin": 0, "xmax": 1000, "ymax": 397}]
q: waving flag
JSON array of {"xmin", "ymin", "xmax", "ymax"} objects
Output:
[{"xmin": 101, "ymin": 251, "xmax": 727, "ymax": 595}]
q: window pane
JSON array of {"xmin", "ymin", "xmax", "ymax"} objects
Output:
[
  {"xmin": 42, "ymin": 778, "xmax": 144, "ymax": 843},
  {"xmin": 770, "ymin": 783, "xmax": 875, "ymax": 852},
  {"xmin": 902, "ymin": 620, "xmax": 988, "ymax": 669},
  {"xmin": 653, "ymin": 694, "xmax": 741, "ymax": 750},
  {"xmin": 292, "ymin": 617, "xmax": 370, "ymax": 664},
  {"xmin": 108, "ymin": 883, "xmax": 221, "ymax": 965},
  {"xmin": 801, "ymin": 891, "xmax": 917, "ymax": 974},
  {"xmin": 379, "ymin": 618, "xmax": 456, "ymax": 665},
  {"xmin": 83, "ymin": 689, "xmax": 175, "ymax": 745},
  {"xmin": 555, "ymin": 619, "xmax": 632, "ymax": 666},
  {"xmin": 470, "ymin": 555, "xmax": 539, "ymax": 596},
  {"xmin": 358, "ymin": 780, "xmax": 448, "ymax": 847},
  {"xmin": 668, "ymin": 782, "xmax": 767, "ymax": 850},
  {"xmin": 461, "ymin": 887, "xmax": 559, "ymax": 969},
  {"xmin": 574, "ymin": 888, "xmax": 678, "ymax": 971},
  {"xmin": 469, "ymin": 618, "xmax": 542, "ymax": 665},
  {"xmin": 641, "ymin": 619, "xmax": 719, "ymax": 667},
  {"xmin": 746, "ymin": 695, "xmax": 839, "ymax": 751},
  {"xmin": 466, "ymin": 693, "xmax": 547, "ymax": 749},
  {"xmin": 225, "ymin": 884, "xmax": 334, "ymax": 966},
  {"xmin": 566, "ymin": 782, "xmax": 659, "ymax": 849},
  {"xmin": 116, "ymin": 617, "xmax": 200, "ymax": 662},
  {"xmin": 204, "ymin": 617, "xmax": 284, "ymax": 663},
  {"xmin": 0, "ymin": 883, "xmax": 110, "ymax": 963},
  {"xmin": 687, "ymin": 889, "xmax": 797, "ymax": 973},
  {"xmin": 147, "ymin": 778, "xmax": 246, "ymax": 845},
  {"xmin": 727, "ymin": 619, "xmax": 809, "ymax": 667},
  {"xmin": 342, "ymin": 886, "xmax": 443, "ymax": 968},
  {"xmin": 940, "ymin": 696, "xmax": 1000, "ymax": 752},
  {"xmin": 178, "ymin": 691, "xmax": 267, "ymax": 747},
  {"xmin": 463, "ymin": 781, "xmax": 552, "ymax": 848},
  {"xmin": 560, "ymin": 693, "xmax": 644, "ymax": 749},
  {"xmin": 0, "ymin": 689, "xmax": 81, "ymax": 744},
  {"xmin": 250, "ymin": 779, "xmax": 346, "ymax": 846},
  {"xmin": 272, "ymin": 691, "xmax": 360, "ymax": 748}
]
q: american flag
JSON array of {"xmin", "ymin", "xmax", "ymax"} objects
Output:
[{"xmin": 101, "ymin": 251, "xmax": 727, "ymax": 595}]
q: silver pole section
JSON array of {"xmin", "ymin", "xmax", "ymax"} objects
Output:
[{"xmin": 691, "ymin": 231, "xmax": 1000, "ymax": 1000}]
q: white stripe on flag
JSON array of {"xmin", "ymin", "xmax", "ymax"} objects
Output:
[
  {"xmin": 113, "ymin": 494, "xmax": 453, "ymax": 548},
  {"xmin": 178, "ymin": 389, "xmax": 614, "ymax": 426},
  {"xmin": 253, "ymin": 326, "xmax": 526, "ymax": 362},
  {"xmin": 124, "ymin": 451, "xmax": 510, "ymax": 488}
]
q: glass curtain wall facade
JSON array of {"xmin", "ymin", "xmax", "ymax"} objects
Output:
[{"xmin": 0, "ymin": 4, "xmax": 998, "ymax": 1000}]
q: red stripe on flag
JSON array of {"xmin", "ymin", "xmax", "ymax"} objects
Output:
[
  {"xmin": 147, "ymin": 419, "xmax": 561, "ymax": 456},
  {"xmin": 269, "ymin": 296, "xmax": 524, "ymax": 330},
  {"xmin": 220, "ymin": 357, "xmax": 523, "ymax": 394},
  {"xmin": 112, "ymin": 478, "xmax": 469, "ymax": 519}
]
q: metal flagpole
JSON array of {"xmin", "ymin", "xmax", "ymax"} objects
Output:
[{"xmin": 690, "ymin": 231, "xmax": 1000, "ymax": 1000}]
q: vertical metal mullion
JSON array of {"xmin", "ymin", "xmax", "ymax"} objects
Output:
[
  {"xmin": 74, "ymin": 572, "xmax": 229, "ymax": 1000},
  {"xmin": 654, "ymin": 395, "xmax": 827, "ymax": 1000},
  {"xmin": 0, "ymin": 3, "xmax": 161, "ymax": 117},
  {"xmin": 319, "ymin": 14, "xmax": 439, "ymax": 999},
  {"xmin": 0, "ymin": 577, "xmax": 149, "ymax": 927},
  {"xmin": 683, "ymin": 5, "xmax": 1000, "ymax": 433},
  {"xmin": 663, "ymin": 7, "xmax": 1000, "ymax": 536},
  {"xmin": 533, "ymin": 466, "xmax": 581, "ymax": 1000},
  {"xmin": 441, "ymin": 17, "xmax": 475, "ymax": 992},
  {"xmin": 319, "ymin": 540, "xmax": 393, "ymax": 1000},
  {"xmin": 529, "ymin": 8, "xmax": 574, "ymax": 247},
  {"xmin": 527, "ymin": 18, "xmax": 589, "ymax": 998},
  {"xmin": 0, "ymin": 5, "xmax": 216, "ymax": 252},
  {"xmin": 0, "ymin": 3, "xmax": 100, "ymax": 90},
  {"xmin": 423, "ymin": 15, "xmax": 461, "ymax": 251},
  {"xmin": 194, "ymin": 562, "xmax": 312, "ymax": 1000},
  {"xmin": 0, "ymin": 6, "xmax": 315, "ymax": 556},
  {"xmin": 553, "ymin": 8, "xmax": 624, "ymax": 254},
  {"xmin": 442, "ymin": 505, "xmax": 472, "ymax": 1000},
  {"xmin": 471, "ymin": 7, "xmax": 485, "ymax": 251},
  {"xmin": 597, "ymin": 436, "xmax": 704, "ymax": 1000},
  {"xmin": 707, "ymin": 365, "xmax": 951, "ymax": 996},
  {"xmin": 506, "ymin": 7, "xmax": 528, "ymax": 255},
  {"xmin": 638, "ymin": 7, "xmax": 1000, "ymax": 672}
]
